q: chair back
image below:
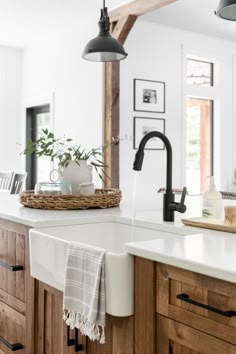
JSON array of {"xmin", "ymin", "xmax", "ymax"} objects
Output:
[
  {"xmin": 10, "ymin": 173, "xmax": 27, "ymax": 195},
  {"xmin": 0, "ymin": 171, "xmax": 14, "ymax": 190}
]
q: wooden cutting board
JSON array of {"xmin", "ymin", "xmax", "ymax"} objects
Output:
[{"xmin": 181, "ymin": 217, "xmax": 236, "ymax": 234}]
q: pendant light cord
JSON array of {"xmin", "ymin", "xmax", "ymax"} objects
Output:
[{"xmin": 103, "ymin": 0, "xmax": 105, "ymax": 9}]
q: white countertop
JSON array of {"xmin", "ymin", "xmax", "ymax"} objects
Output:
[
  {"xmin": 125, "ymin": 232, "xmax": 236, "ymax": 283},
  {"xmin": 2, "ymin": 193, "xmax": 236, "ymax": 283},
  {"xmin": 0, "ymin": 193, "xmax": 202, "ymax": 228}
]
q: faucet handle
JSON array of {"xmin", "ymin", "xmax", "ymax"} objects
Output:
[
  {"xmin": 169, "ymin": 187, "xmax": 187, "ymax": 214},
  {"xmin": 176, "ymin": 187, "xmax": 187, "ymax": 213},
  {"xmin": 180, "ymin": 186, "xmax": 187, "ymax": 205}
]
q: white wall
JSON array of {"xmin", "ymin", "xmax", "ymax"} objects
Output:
[
  {"xmin": 120, "ymin": 19, "xmax": 236, "ymax": 208},
  {"xmin": 0, "ymin": 46, "xmax": 22, "ymax": 172},
  {"xmin": 22, "ymin": 16, "xmax": 104, "ymax": 185}
]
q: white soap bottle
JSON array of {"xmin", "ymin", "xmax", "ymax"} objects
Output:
[{"xmin": 202, "ymin": 176, "xmax": 222, "ymax": 219}]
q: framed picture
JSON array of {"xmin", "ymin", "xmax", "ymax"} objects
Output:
[
  {"xmin": 134, "ymin": 79, "xmax": 165, "ymax": 113},
  {"xmin": 133, "ymin": 117, "xmax": 165, "ymax": 150}
]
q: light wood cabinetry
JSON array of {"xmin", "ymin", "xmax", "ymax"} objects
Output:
[
  {"xmin": 134, "ymin": 257, "xmax": 236, "ymax": 354},
  {"xmin": 36, "ymin": 280, "xmax": 134, "ymax": 354},
  {"xmin": 0, "ymin": 219, "xmax": 34, "ymax": 353},
  {"xmin": 35, "ymin": 281, "xmax": 85, "ymax": 354},
  {"xmin": 0, "ymin": 218, "xmax": 134, "ymax": 354},
  {"xmin": 156, "ymin": 315, "xmax": 236, "ymax": 354}
]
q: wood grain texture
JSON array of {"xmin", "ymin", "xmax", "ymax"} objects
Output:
[
  {"xmin": 0, "ymin": 219, "xmax": 33, "ymax": 354},
  {"xmin": 36, "ymin": 281, "xmax": 74, "ymax": 354},
  {"xmin": 112, "ymin": 15, "xmax": 137, "ymax": 44},
  {"xmin": 0, "ymin": 224, "xmax": 26, "ymax": 306},
  {"xmin": 36, "ymin": 281, "xmax": 133, "ymax": 354},
  {"xmin": 110, "ymin": 0, "xmax": 178, "ymax": 22},
  {"xmin": 134, "ymin": 257, "xmax": 156, "ymax": 354},
  {"xmin": 104, "ymin": 0, "xmax": 176, "ymax": 188},
  {"xmin": 0, "ymin": 303, "xmax": 25, "ymax": 353},
  {"xmin": 182, "ymin": 217, "xmax": 236, "ymax": 233},
  {"xmin": 157, "ymin": 314, "xmax": 236, "ymax": 354},
  {"xmin": 104, "ymin": 61, "xmax": 120, "ymax": 188},
  {"xmin": 156, "ymin": 262, "xmax": 236, "ymax": 345}
]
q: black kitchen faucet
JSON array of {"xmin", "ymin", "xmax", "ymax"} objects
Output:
[{"xmin": 133, "ymin": 131, "xmax": 187, "ymax": 222}]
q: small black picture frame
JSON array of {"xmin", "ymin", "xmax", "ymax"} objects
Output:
[
  {"xmin": 134, "ymin": 79, "xmax": 165, "ymax": 113},
  {"xmin": 133, "ymin": 117, "xmax": 166, "ymax": 150}
]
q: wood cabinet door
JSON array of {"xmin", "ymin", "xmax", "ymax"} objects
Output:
[
  {"xmin": 157, "ymin": 314, "xmax": 236, "ymax": 354},
  {"xmin": 0, "ymin": 220, "xmax": 27, "ymax": 308},
  {"xmin": 36, "ymin": 280, "xmax": 134, "ymax": 354},
  {"xmin": 36, "ymin": 280, "xmax": 86, "ymax": 354},
  {"xmin": 156, "ymin": 262, "xmax": 236, "ymax": 345},
  {"xmin": 0, "ymin": 300, "xmax": 25, "ymax": 354},
  {"xmin": 0, "ymin": 219, "xmax": 34, "ymax": 354}
]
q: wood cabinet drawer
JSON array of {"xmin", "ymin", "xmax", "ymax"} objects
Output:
[
  {"xmin": 156, "ymin": 262, "xmax": 236, "ymax": 345},
  {"xmin": 0, "ymin": 300, "xmax": 25, "ymax": 353},
  {"xmin": 0, "ymin": 221, "xmax": 26, "ymax": 312},
  {"xmin": 157, "ymin": 314, "xmax": 236, "ymax": 354}
]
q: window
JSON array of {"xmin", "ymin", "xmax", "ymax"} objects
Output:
[
  {"xmin": 185, "ymin": 57, "xmax": 214, "ymax": 194},
  {"xmin": 187, "ymin": 59, "xmax": 213, "ymax": 86},
  {"xmin": 186, "ymin": 98, "xmax": 213, "ymax": 195}
]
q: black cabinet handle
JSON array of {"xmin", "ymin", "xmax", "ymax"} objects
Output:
[
  {"xmin": 67, "ymin": 326, "xmax": 75, "ymax": 346},
  {"xmin": 75, "ymin": 328, "xmax": 83, "ymax": 352},
  {"xmin": 0, "ymin": 335, "xmax": 23, "ymax": 351},
  {"xmin": 0, "ymin": 261, "xmax": 23, "ymax": 272},
  {"xmin": 176, "ymin": 293, "xmax": 236, "ymax": 317}
]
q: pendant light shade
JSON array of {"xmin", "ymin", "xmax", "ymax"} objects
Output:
[
  {"xmin": 82, "ymin": 2, "xmax": 128, "ymax": 62},
  {"xmin": 215, "ymin": 0, "xmax": 236, "ymax": 20}
]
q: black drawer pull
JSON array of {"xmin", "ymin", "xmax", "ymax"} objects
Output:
[
  {"xmin": 67, "ymin": 326, "xmax": 75, "ymax": 346},
  {"xmin": 75, "ymin": 328, "xmax": 83, "ymax": 352},
  {"xmin": 176, "ymin": 293, "xmax": 236, "ymax": 318},
  {"xmin": 0, "ymin": 261, "xmax": 23, "ymax": 272},
  {"xmin": 0, "ymin": 335, "xmax": 24, "ymax": 351}
]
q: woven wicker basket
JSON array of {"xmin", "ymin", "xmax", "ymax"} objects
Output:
[{"xmin": 19, "ymin": 189, "xmax": 122, "ymax": 210}]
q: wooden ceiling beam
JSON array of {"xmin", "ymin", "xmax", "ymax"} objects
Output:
[
  {"xmin": 109, "ymin": 0, "xmax": 178, "ymax": 23},
  {"xmin": 112, "ymin": 15, "xmax": 137, "ymax": 44}
]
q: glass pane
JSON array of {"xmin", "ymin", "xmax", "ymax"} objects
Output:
[
  {"xmin": 187, "ymin": 59, "xmax": 213, "ymax": 86},
  {"xmin": 36, "ymin": 112, "xmax": 51, "ymax": 183},
  {"xmin": 186, "ymin": 98, "xmax": 213, "ymax": 195}
]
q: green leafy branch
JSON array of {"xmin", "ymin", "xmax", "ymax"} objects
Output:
[{"xmin": 22, "ymin": 129, "xmax": 118, "ymax": 182}]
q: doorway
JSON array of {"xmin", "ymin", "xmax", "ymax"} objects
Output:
[{"xmin": 25, "ymin": 104, "xmax": 51, "ymax": 190}]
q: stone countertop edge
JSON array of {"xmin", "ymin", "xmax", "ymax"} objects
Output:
[{"xmin": 125, "ymin": 233, "xmax": 236, "ymax": 284}]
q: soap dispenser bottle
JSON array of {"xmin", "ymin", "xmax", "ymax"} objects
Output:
[{"xmin": 202, "ymin": 176, "xmax": 222, "ymax": 219}]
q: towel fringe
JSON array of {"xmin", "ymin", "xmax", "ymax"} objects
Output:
[{"xmin": 64, "ymin": 310, "xmax": 106, "ymax": 343}]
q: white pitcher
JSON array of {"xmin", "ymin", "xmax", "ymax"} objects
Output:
[{"xmin": 52, "ymin": 160, "xmax": 93, "ymax": 195}]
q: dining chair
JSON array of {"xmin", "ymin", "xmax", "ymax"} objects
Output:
[
  {"xmin": 10, "ymin": 173, "xmax": 27, "ymax": 194},
  {"xmin": 0, "ymin": 171, "xmax": 14, "ymax": 191}
]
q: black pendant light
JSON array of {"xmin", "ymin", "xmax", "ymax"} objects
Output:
[
  {"xmin": 215, "ymin": 0, "xmax": 236, "ymax": 20},
  {"xmin": 82, "ymin": 0, "xmax": 128, "ymax": 62}
]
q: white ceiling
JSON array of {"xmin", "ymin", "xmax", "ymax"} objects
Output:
[
  {"xmin": 142, "ymin": 0, "xmax": 236, "ymax": 42},
  {"xmin": 0, "ymin": 0, "xmax": 130, "ymax": 47},
  {"xmin": 1, "ymin": 0, "xmax": 236, "ymax": 48}
]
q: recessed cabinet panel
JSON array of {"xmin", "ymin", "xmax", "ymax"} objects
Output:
[
  {"xmin": 0, "ymin": 301, "xmax": 25, "ymax": 354},
  {"xmin": 0, "ymin": 228, "xmax": 25, "ymax": 307},
  {"xmin": 157, "ymin": 315, "xmax": 236, "ymax": 354},
  {"xmin": 156, "ymin": 263, "xmax": 236, "ymax": 345}
]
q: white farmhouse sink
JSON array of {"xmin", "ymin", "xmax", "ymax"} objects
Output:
[{"xmin": 29, "ymin": 219, "xmax": 181, "ymax": 317}]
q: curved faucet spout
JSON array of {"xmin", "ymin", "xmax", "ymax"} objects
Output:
[
  {"xmin": 133, "ymin": 130, "xmax": 187, "ymax": 222},
  {"xmin": 133, "ymin": 131, "xmax": 172, "ymax": 193}
]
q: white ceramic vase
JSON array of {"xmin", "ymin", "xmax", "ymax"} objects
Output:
[{"xmin": 59, "ymin": 160, "xmax": 93, "ymax": 194}]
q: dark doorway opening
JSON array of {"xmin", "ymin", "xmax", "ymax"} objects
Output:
[{"xmin": 26, "ymin": 104, "xmax": 50, "ymax": 190}]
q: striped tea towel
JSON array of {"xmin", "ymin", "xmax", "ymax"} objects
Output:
[{"xmin": 63, "ymin": 242, "xmax": 106, "ymax": 343}]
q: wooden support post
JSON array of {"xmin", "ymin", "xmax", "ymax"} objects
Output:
[
  {"xmin": 104, "ymin": 15, "xmax": 137, "ymax": 188},
  {"xmin": 104, "ymin": 0, "xmax": 178, "ymax": 188},
  {"xmin": 104, "ymin": 61, "xmax": 120, "ymax": 188}
]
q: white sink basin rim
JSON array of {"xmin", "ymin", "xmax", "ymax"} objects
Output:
[{"xmin": 29, "ymin": 219, "xmax": 182, "ymax": 316}]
